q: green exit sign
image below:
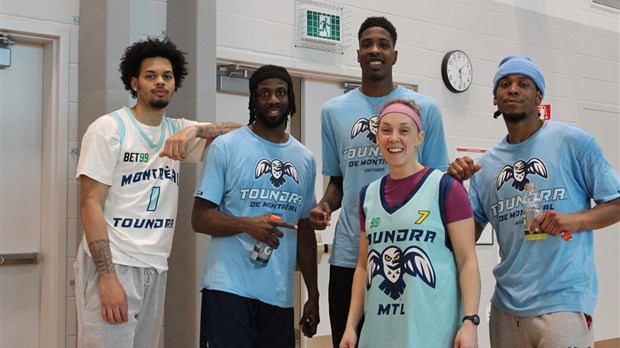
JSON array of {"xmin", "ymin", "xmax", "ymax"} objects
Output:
[{"xmin": 305, "ymin": 10, "xmax": 341, "ymax": 42}]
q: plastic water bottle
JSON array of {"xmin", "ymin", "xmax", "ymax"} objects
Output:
[
  {"xmin": 251, "ymin": 215, "xmax": 280, "ymax": 265},
  {"xmin": 522, "ymin": 184, "xmax": 545, "ymax": 240},
  {"xmin": 522, "ymin": 185, "xmax": 572, "ymax": 242}
]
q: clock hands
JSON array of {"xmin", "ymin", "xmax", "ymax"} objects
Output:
[{"xmin": 442, "ymin": 50, "xmax": 471, "ymax": 93}]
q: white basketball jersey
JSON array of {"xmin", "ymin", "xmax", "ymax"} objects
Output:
[{"xmin": 77, "ymin": 107, "xmax": 200, "ymax": 271}]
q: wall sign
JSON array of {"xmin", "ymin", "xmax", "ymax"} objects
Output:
[{"xmin": 538, "ymin": 104, "xmax": 551, "ymax": 120}]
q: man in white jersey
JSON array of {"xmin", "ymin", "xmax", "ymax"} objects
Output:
[
  {"xmin": 75, "ymin": 37, "xmax": 238, "ymax": 348},
  {"xmin": 308, "ymin": 16, "xmax": 449, "ymax": 347},
  {"xmin": 449, "ymin": 56, "xmax": 620, "ymax": 347},
  {"xmin": 192, "ymin": 65, "xmax": 319, "ymax": 348}
]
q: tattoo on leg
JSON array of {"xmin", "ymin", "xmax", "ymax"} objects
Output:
[{"xmin": 88, "ymin": 239, "xmax": 116, "ymax": 276}]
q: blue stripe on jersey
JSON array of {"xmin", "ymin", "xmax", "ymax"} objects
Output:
[
  {"xmin": 165, "ymin": 117, "xmax": 180, "ymax": 134},
  {"xmin": 110, "ymin": 111, "xmax": 126, "ymax": 145},
  {"xmin": 127, "ymin": 108, "xmax": 166, "ymax": 152}
]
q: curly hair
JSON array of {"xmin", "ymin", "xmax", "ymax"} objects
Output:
[
  {"xmin": 119, "ymin": 37, "xmax": 188, "ymax": 98},
  {"xmin": 358, "ymin": 16, "xmax": 397, "ymax": 46}
]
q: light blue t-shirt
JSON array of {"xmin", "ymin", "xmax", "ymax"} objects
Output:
[
  {"xmin": 360, "ymin": 169, "xmax": 461, "ymax": 348},
  {"xmin": 195, "ymin": 126, "xmax": 317, "ymax": 308},
  {"xmin": 469, "ymin": 120, "xmax": 620, "ymax": 316},
  {"xmin": 322, "ymin": 86, "xmax": 449, "ymax": 268}
]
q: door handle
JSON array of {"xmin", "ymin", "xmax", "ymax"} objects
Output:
[
  {"xmin": 0, "ymin": 252, "xmax": 39, "ymax": 266},
  {"xmin": 316, "ymin": 233, "xmax": 331, "ymax": 264}
]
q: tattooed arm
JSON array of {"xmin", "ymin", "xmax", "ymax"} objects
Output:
[
  {"xmin": 159, "ymin": 121, "xmax": 242, "ymax": 161},
  {"xmin": 197, "ymin": 121, "xmax": 242, "ymax": 139},
  {"xmin": 79, "ymin": 175, "xmax": 128, "ymax": 324}
]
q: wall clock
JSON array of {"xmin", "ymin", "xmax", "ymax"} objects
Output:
[{"xmin": 441, "ymin": 50, "xmax": 472, "ymax": 93}]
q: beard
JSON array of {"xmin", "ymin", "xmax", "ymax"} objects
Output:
[
  {"xmin": 255, "ymin": 107, "xmax": 289, "ymax": 128},
  {"xmin": 502, "ymin": 111, "xmax": 527, "ymax": 123},
  {"xmin": 363, "ymin": 69, "xmax": 389, "ymax": 82},
  {"xmin": 149, "ymin": 99, "xmax": 169, "ymax": 109}
]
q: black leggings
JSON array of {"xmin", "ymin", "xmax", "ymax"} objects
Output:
[{"xmin": 328, "ymin": 265, "xmax": 364, "ymax": 347}]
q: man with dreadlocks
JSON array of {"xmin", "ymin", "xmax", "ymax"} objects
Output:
[
  {"xmin": 192, "ymin": 64, "xmax": 320, "ymax": 347},
  {"xmin": 75, "ymin": 37, "xmax": 238, "ymax": 347}
]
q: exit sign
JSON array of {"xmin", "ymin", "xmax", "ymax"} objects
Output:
[
  {"xmin": 305, "ymin": 9, "xmax": 341, "ymax": 43},
  {"xmin": 538, "ymin": 104, "xmax": 551, "ymax": 120}
]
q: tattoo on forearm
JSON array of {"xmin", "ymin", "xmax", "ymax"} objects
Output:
[
  {"xmin": 200, "ymin": 122, "xmax": 240, "ymax": 139},
  {"xmin": 195, "ymin": 126, "xmax": 205, "ymax": 139},
  {"xmin": 88, "ymin": 239, "xmax": 116, "ymax": 276},
  {"xmin": 201, "ymin": 125, "xmax": 220, "ymax": 139}
]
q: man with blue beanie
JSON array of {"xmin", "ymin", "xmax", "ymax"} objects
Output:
[{"xmin": 448, "ymin": 55, "xmax": 620, "ymax": 347}]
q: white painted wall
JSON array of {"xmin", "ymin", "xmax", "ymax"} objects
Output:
[
  {"xmin": 7, "ymin": 0, "xmax": 617, "ymax": 346},
  {"xmin": 213, "ymin": 0, "xmax": 620, "ymax": 346},
  {"xmin": 1, "ymin": 0, "xmax": 79, "ymax": 347}
]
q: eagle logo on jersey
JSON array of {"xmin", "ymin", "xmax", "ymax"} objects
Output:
[
  {"xmin": 367, "ymin": 245, "xmax": 436, "ymax": 300},
  {"xmin": 351, "ymin": 116, "xmax": 380, "ymax": 143},
  {"xmin": 496, "ymin": 158, "xmax": 548, "ymax": 191},
  {"xmin": 255, "ymin": 159, "xmax": 299, "ymax": 188}
]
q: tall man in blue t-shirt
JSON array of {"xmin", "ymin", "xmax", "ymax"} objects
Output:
[
  {"xmin": 308, "ymin": 16, "xmax": 449, "ymax": 347},
  {"xmin": 192, "ymin": 65, "xmax": 320, "ymax": 347},
  {"xmin": 449, "ymin": 56, "xmax": 620, "ymax": 348}
]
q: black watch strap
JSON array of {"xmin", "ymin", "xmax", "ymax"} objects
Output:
[{"xmin": 462, "ymin": 314, "xmax": 480, "ymax": 325}]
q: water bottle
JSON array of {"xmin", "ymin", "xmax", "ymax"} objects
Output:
[
  {"xmin": 522, "ymin": 185, "xmax": 572, "ymax": 242},
  {"xmin": 522, "ymin": 184, "xmax": 546, "ymax": 240},
  {"xmin": 251, "ymin": 215, "xmax": 280, "ymax": 265}
]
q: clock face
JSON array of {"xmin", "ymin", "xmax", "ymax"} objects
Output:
[{"xmin": 441, "ymin": 50, "xmax": 473, "ymax": 93}]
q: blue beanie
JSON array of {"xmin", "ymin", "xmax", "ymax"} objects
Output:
[{"xmin": 492, "ymin": 56, "xmax": 545, "ymax": 98}]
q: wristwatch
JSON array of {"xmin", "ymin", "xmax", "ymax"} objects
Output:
[{"xmin": 462, "ymin": 314, "xmax": 480, "ymax": 325}]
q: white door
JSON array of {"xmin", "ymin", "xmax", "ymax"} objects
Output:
[
  {"xmin": 299, "ymin": 78, "xmax": 345, "ymax": 348},
  {"xmin": 0, "ymin": 39, "xmax": 44, "ymax": 347}
]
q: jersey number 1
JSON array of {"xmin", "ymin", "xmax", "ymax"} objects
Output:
[{"xmin": 148, "ymin": 186, "xmax": 161, "ymax": 211}]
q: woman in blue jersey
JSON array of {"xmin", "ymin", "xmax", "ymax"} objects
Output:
[{"xmin": 340, "ymin": 99, "xmax": 481, "ymax": 348}]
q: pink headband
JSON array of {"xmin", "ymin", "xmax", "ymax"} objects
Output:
[{"xmin": 379, "ymin": 103, "xmax": 422, "ymax": 130}]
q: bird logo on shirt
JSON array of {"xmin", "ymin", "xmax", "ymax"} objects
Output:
[
  {"xmin": 496, "ymin": 158, "xmax": 548, "ymax": 191},
  {"xmin": 255, "ymin": 159, "xmax": 299, "ymax": 188},
  {"xmin": 367, "ymin": 245, "xmax": 436, "ymax": 300},
  {"xmin": 351, "ymin": 116, "xmax": 380, "ymax": 143}
]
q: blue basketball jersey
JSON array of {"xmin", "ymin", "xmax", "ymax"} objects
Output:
[{"xmin": 360, "ymin": 169, "xmax": 462, "ymax": 348}]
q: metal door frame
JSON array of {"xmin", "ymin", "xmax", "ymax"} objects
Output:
[{"xmin": 1, "ymin": 15, "xmax": 70, "ymax": 348}]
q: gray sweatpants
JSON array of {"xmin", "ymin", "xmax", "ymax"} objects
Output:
[
  {"xmin": 74, "ymin": 243, "xmax": 167, "ymax": 348},
  {"xmin": 490, "ymin": 305, "xmax": 594, "ymax": 348}
]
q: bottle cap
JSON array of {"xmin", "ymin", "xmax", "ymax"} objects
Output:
[{"xmin": 561, "ymin": 231, "xmax": 573, "ymax": 242}]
